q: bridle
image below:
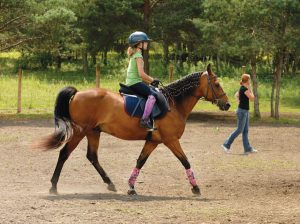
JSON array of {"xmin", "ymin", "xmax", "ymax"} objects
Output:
[{"xmin": 194, "ymin": 72, "xmax": 226, "ymax": 105}]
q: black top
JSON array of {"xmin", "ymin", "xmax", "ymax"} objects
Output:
[{"xmin": 238, "ymin": 86, "xmax": 249, "ymax": 110}]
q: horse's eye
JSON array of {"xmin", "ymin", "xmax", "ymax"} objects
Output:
[{"xmin": 215, "ymin": 83, "xmax": 220, "ymax": 88}]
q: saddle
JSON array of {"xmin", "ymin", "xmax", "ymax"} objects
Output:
[{"xmin": 119, "ymin": 83, "xmax": 170, "ymax": 119}]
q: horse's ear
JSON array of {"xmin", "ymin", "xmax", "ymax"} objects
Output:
[{"xmin": 207, "ymin": 64, "xmax": 212, "ymax": 75}]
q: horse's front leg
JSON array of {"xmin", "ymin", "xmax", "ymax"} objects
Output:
[
  {"xmin": 128, "ymin": 141, "xmax": 158, "ymax": 195},
  {"xmin": 164, "ymin": 139, "xmax": 201, "ymax": 195}
]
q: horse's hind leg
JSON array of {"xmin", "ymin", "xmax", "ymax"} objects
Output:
[
  {"xmin": 128, "ymin": 141, "xmax": 158, "ymax": 195},
  {"xmin": 50, "ymin": 134, "xmax": 84, "ymax": 194},
  {"xmin": 164, "ymin": 139, "xmax": 200, "ymax": 195},
  {"xmin": 86, "ymin": 130, "xmax": 116, "ymax": 192}
]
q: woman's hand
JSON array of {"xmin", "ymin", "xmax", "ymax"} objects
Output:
[{"xmin": 234, "ymin": 91, "xmax": 240, "ymax": 103}]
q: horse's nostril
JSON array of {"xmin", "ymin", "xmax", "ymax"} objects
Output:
[{"xmin": 225, "ymin": 103, "xmax": 231, "ymax": 110}]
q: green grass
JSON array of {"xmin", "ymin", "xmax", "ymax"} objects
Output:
[{"xmin": 1, "ymin": 52, "xmax": 299, "ymax": 123}]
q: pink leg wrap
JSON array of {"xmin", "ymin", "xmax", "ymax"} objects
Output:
[
  {"xmin": 186, "ymin": 168, "xmax": 197, "ymax": 187},
  {"xmin": 128, "ymin": 167, "xmax": 140, "ymax": 187}
]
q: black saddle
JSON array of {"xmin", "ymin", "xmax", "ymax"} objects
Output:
[{"xmin": 119, "ymin": 83, "xmax": 170, "ymax": 119}]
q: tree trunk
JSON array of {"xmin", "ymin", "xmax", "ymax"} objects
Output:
[
  {"xmin": 163, "ymin": 40, "xmax": 169, "ymax": 64},
  {"xmin": 216, "ymin": 51, "xmax": 220, "ymax": 74},
  {"xmin": 103, "ymin": 50, "xmax": 108, "ymax": 66},
  {"xmin": 143, "ymin": 0, "xmax": 151, "ymax": 75},
  {"xmin": 270, "ymin": 70, "xmax": 276, "ymax": 118},
  {"xmin": 82, "ymin": 50, "xmax": 88, "ymax": 75},
  {"xmin": 91, "ymin": 52, "xmax": 97, "ymax": 65},
  {"xmin": 272, "ymin": 9, "xmax": 287, "ymax": 119},
  {"xmin": 178, "ymin": 42, "xmax": 183, "ymax": 69},
  {"xmin": 56, "ymin": 55, "xmax": 62, "ymax": 70},
  {"xmin": 274, "ymin": 50, "xmax": 284, "ymax": 119},
  {"xmin": 250, "ymin": 57, "xmax": 261, "ymax": 118},
  {"xmin": 292, "ymin": 51, "xmax": 298, "ymax": 76},
  {"xmin": 284, "ymin": 51, "xmax": 290, "ymax": 73}
]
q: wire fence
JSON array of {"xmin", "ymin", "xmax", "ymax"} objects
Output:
[
  {"xmin": 1, "ymin": 63, "xmax": 299, "ymax": 115},
  {"xmin": 0, "ymin": 65, "xmax": 178, "ymax": 114}
]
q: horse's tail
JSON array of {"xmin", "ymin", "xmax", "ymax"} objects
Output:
[{"xmin": 37, "ymin": 86, "xmax": 78, "ymax": 150}]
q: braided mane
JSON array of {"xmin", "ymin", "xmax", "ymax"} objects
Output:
[{"xmin": 160, "ymin": 72, "xmax": 202, "ymax": 104}]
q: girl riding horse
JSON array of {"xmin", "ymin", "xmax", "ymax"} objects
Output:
[{"xmin": 126, "ymin": 31, "xmax": 160, "ymax": 130}]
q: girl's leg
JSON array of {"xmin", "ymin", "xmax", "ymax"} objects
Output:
[
  {"xmin": 141, "ymin": 95, "xmax": 156, "ymax": 121},
  {"xmin": 223, "ymin": 109, "xmax": 247, "ymax": 150},
  {"xmin": 130, "ymin": 82, "xmax": 156, "ymax": 129},
  {"xmin": 130, "ymin": 82, "xmax": 152, "ymax": 98}
]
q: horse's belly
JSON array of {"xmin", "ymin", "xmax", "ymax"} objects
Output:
[{"xmin": 101, "ymin": 124, "xmax": 148, "ymax": 141}]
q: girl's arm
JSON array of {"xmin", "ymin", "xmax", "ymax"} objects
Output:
[{"xmin": 136, "ymin": 57, "xmax": 154, "ymax": 83}]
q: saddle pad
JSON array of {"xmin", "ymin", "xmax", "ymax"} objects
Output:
[{"xmin": 124, "ymin": 95, "xmax": 162, "ymax": 118}]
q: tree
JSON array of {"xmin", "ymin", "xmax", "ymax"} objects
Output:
[
  {"xmin": 152, "ymin": 0, "xmax": 202, "ymax": 66},
  {"xmin": 263, "ymin": 0, "xmax": 300, "ymax": 119},
  {"xmin": 74, "ymin": 0, "xmax": 142, "ymax": 73},
  {"xmin": 232, "ymin": 0, "xmax": 269, "ymax": 118},
  {"xmin": 0, "ymin": 0, "xmax": 37, "ymax": 51},
  {"xmin": 30, "ymin": 0, "xmax": 77, "ymax": 69}
]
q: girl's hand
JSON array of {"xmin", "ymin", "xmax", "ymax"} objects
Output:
[{"xmin": 151, "ymin": 79, "xmax": 160, "ymax": 87}]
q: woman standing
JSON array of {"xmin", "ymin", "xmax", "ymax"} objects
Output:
[{"xmin": 222, "ymin": 74, "xmax": 257, "ymax": 154}]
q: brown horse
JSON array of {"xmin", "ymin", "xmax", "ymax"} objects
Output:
[{"xmin": 38, "ymin": 64, "xmax": 230, "ymax": 196}]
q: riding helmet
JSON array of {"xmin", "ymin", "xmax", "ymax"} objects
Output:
[{"xmin": 128, "ymin": 31, "xmax": 151, "ymax": 46}]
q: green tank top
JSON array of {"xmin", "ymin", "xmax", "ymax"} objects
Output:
[{"xmin": 126, "ymin": 51, "xmax": 143, "ymax": 86}]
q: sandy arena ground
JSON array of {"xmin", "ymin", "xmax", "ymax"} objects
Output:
[{"xmin": 0, "ymin": 116, "xmax": 299, "ymax": 224}]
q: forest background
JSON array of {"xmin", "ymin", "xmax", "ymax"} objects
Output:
[{"xmin": 0, "ymin": 0, "xmax": 299, "ymax": 121}]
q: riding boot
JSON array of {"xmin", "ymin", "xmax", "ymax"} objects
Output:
[{"xmin": 140, "ymin": 95, "xmax": 156, "ymax": 130}]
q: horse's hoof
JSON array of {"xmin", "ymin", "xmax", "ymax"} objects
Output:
[
  {"xmin": 107, "ymin": 184, "xmax": 117, "ymax": 192},
  {"xmin": 191, "ymin": 186, "xmax": 201, "ymax": 195},
  {"xmin": 49, "ymin": 187, "xmax": 58, "ymax": 195},
  {"xmin": 127, "ymin": 189, "xmax": 137, "ymax": 195}
]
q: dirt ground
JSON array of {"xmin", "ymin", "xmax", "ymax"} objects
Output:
[{"xmin": 0, "ymin": 115, "xmax": 299, "ymax": 224}]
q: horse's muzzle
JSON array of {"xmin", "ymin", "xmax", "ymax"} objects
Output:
[{"xmin": 218, "ymin": 102, "xmax": 231, "ymax": 111}]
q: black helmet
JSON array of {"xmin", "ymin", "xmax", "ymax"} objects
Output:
[{"xmin": 128, "ymin": 31, "xmax": 151, "ymax": 46}]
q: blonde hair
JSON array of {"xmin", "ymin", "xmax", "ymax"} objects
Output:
[
  {"xmin": 240, "ymin": 74, "xmax": 250, "ymax": 85},
  {"xmin": 127, "ymin": 46, "xmax": 137, "ymax": 57}
]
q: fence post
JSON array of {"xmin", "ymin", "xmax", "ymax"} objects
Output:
[
  {"xmin": 17, "ymin": 66, "xmax": 22, "ymax": 113},
  {"xmin": 242, "ymin": 65, "xmax": 245, "ymax": 75},
  {"xmin": 169, "ymin": 64, "xmax": 174, "ymax": 83},
  {"xmin": 96, "ymin": 64, "xmax": 100, "ymax": 88}
]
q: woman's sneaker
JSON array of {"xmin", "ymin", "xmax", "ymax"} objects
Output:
[
  {"xmin": 250, "ymin": 148, "xmax": 258, "ymax": 153},
  {"xmin": 221, "ymin": 144, "xmax": 230, "ymax": 153},
  {"xmin": 244, "ymin": 148, "xmax": 258, "ymax": 154}
]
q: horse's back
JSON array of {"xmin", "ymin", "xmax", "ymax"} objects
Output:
[{"xmin": 69, "ymin": 88, "xmax": 124, "ymax": 126}]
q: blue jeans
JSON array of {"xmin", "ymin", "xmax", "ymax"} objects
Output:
[{"xmin": 223, "ymin": 108, "xmax": 252, "ymax": 152}]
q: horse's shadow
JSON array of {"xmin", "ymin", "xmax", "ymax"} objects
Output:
[{"xmin": 43, "ymin": 192, "xmax": 225, "ymax": 203}]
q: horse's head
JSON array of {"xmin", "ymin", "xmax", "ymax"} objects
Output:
[{"xmin": 197, "ymin": 64, "xmax": 231, "ymax": 111}]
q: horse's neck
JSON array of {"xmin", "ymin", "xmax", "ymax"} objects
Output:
[{"xmin": 176, "ymin": 96, "xmax": 199, "ymax": 120}]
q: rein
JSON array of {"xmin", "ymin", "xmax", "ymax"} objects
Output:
[{"xmin": 159, "ymin": 81, "xmax": 175, "ymax": 106}]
